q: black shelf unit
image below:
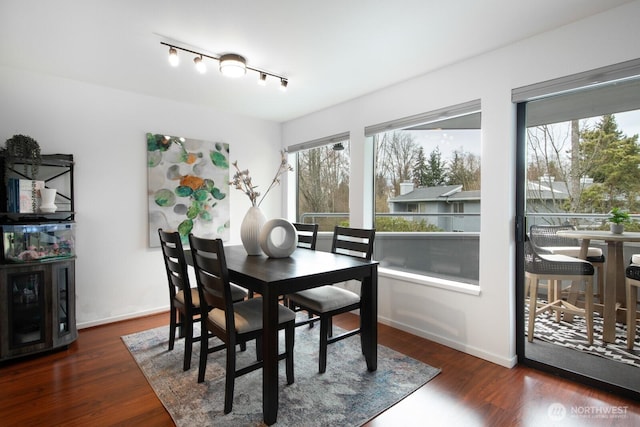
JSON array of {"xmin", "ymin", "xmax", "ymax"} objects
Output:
[{"xmin": 0, "ymin": 154, "xmax": 77, "ymax": 361}]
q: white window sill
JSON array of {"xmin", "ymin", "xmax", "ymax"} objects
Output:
[{"xmin": 379, "ymin": 267, "xmax": 481, "ymax": 296}]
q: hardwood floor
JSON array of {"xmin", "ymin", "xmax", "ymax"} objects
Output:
[{"xmin": 1, "ymin": 312, "xmax": 639, "ymax": 426}]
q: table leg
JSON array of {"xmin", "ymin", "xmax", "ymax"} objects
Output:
[
  {"xmin": 603, "ymin": 241, "xmax": 624, "ymax": 343},
  {"xmin": 262, "ymin": 288, "xmax": 279, "ymax": 425},
  {"xmin": 360, "ymin": 265, "xmax": 378, "ymax": 371}
]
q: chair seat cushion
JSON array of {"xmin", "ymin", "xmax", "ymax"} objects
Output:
[
  {"xmin": 175, "ymin": 288, "xmax": 200, "ymax": 307},
  {"xmin": 208, "ymin": 297, "xmax": 295, "ymax": 334},
  {"xmin": 540, "ymin": 246, "xmax": 603, "ymax": 259},
  {"xmin": 176, "ymin": 285, "xmax": 246, "ymax": 308},
  {"xmin": 626, "ymin": 263, "xmax": 640, "ymax": 281},
  {"xmin": 288, "ymin": 285, "xmax": 360, "ymax": 313}
]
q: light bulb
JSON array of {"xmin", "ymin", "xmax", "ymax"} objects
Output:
[
  {"xmin": 168, "ymin": 47, "xmax": 179, "ymax": 67},
  {"xmin": 194, "ymin": 56, "xmax": 206, "ymax": 74}
]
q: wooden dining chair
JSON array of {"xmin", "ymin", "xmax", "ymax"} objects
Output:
[
  {"xmin": 625, "ymin": 259, "xmax": 640, "ymax": 350},
  {"xmin": 188, "ymin": 234, "xmax": 295, "ymax": 414},
  {"xmin": 158, "ymin": 229, "xmax": 247, "ymax": 371},
  {"xmin": 293, "ymin": 222, "xmax": 319, "ymax": 250},
  {"xmin": 287, "ymin": 226, "xmax": 375, "ymax": 373},
  {"xmin": 524, "ymin": 238, "xmax": 595, "ymax": 345}
]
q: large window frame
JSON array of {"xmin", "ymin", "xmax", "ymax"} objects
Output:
[
  {"xmin": 366, "ymin": 100, "xmax": 482, "ymax": 285},
  {"xmin": 288, "ymin": 133, "xmax": 351, "ymax": 232}
]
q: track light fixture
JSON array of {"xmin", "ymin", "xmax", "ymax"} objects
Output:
[
  {"xmin": 168, "ymin": 47, "xmax": 179, "ymax": 67},
  {"xmin": 161, "ymin": 42, "xmax": 288, "ymax": 90},
  {"xmin": 193, "ymin": 55, "xmax": 206, "ymax": 74}
]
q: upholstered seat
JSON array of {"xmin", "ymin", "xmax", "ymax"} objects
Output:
[{"xmin": 207, "ymin": 297, "xmax": 295, "ymax": 334}]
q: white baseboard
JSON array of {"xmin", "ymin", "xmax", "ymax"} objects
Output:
[
  {"xmin": 77, "ymin": 306, "xmax": 168, "ymax": 330},
  {"xmin": 377, "ymin": 315, "xmax": 517, "ymax": 368}
]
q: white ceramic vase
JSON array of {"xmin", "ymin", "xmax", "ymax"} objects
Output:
[
  {"xmin": 259, "ymin": 218, "xmax": 298, "ymax": 258},
  {"xmin": 39, "ymin": 188, "xmax": 57, "ymax": 213},
  {"xmin": 240, "ymin": 206, "xmax": 266, "ymax": 255}
]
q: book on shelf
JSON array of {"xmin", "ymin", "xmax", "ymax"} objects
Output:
[{"xmin": 6, "ymin": 179, "xmax": 44, "ymax": 213}]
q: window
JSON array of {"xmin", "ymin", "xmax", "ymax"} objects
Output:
[
  {"xmin": 366, "ymin": 100, "xmax": 481, "ymax": 284},
  {"xmin": 289, "ymin": 134, "xmax": 350, "ymax": 231}
]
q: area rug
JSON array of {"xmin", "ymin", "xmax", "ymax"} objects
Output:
[
  {"xmin": 527, "ymin": 306, "xmax": 640, "ymax": 368},
  {"xmin": 122, "ymin": 323, "xmax": 440, "ymax": 426}
]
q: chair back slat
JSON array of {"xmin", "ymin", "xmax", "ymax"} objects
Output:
[
  {"xmin": 529, "ymin": 224, "xmax": 579, "ymax": 248},
  {"xmin": 331, "ymin": 226, "xmax": 375, "ymax": 260},
  {"xmin": 158, "ymin": 229, "xmax": 191, "ymax": 304},
  {"xmin": 293, "ymin": 222, "xmax": 318, "ymax": 250},
  {"xmin": 188, "ymin": 235, "xmax": 235, "ymax": 333}
]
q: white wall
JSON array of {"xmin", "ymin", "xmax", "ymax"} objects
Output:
[
  {"xmin": 0, "ymin": 66, "xmax": 283, "ymax": 328},
  {"xmin": 281, "ymin": 2, "xmax": 640, "ymax": 367}
]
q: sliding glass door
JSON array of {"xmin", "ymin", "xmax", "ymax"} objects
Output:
[{"xmin": 515, "ymin": 60, "xmax": 640, "ymax": 398}]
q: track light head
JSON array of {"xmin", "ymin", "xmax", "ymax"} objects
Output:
[
  {"xmin": 168, "ymin": 47, "xmax": 179, "ymax": 67},
  {"xmin": 193, "ymin": 56, "xmax": 206, "ymax": 74},
  {"xmin": 219, "ymin": 54, "xmax": 246, "ymax": 78},
  {"xmin": 280, "ymin": 79, "xmax": 288, "ymax": 91},
  {"xmin": 258, "ymin": 72, "xmax": 267, "ymax": 86}
]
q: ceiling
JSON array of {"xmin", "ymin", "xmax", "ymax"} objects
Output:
[{"xmin": 0, "ymin": 0, "xmax": 633, "ymax": 123}]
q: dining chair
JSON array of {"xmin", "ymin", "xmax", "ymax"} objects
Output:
[
  {"xmin": 188, "ymin": 234, "xmax": 295, "ymax": 414},
  {"xmin": 625, "ymin": 257, "xmax": 640, "ymax": 350},
  {"xmin": 293, "ymin": 222, "xmax": 319, "ymax": 250},
  {"xmin": 158, "ymin": 229, "xmax": 203, "ymax": 371},
  {"xmin": 524, "ymin": 238, "xmax": 595, "ymax": 344},
  {"xmin": 529, "ymin": 224, "xmax": 605, "ymax": 304},
  {"xmin": 158, "ymin": 229, "xmax": 247, "ymax": 371},
  {"xmin": 287, "ymin": 226, "xmax": 375, "ymax": 373}
]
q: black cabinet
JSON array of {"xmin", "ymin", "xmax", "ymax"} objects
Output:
[
  {"xmin": 0, "ymin": 260, "xmax": 76, "ymax": 360},
  {"xmin": 0, "ymin": 154, "xmax": 76, "ymax": 361}
]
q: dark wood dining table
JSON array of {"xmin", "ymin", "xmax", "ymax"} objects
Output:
[{"xmin": 186, "ymin": 244, "xmax": 379, "ymax": 425}]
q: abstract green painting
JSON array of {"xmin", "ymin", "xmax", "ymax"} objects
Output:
[{"xmin": 147, "ymin": 133, "xmax": 230, "ymax": 247}]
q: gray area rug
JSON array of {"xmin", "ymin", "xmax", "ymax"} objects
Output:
[{"xmin": 122, "ymin": 322, "xmax": 440, "ymax": 426}]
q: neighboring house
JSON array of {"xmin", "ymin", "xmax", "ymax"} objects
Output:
[
  {"xmin": 388, "ymin": 177, "xmax": 584, "ymax": 232},
  {"xmin": 387, "ymin": 182, "xmax": 480, "ymax": 232}
]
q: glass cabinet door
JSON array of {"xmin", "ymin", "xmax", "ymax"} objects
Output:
[
  {"xmin": 57, "ymin": 265, "xmax": 70, "ymax": 336},
  {"xmin": 8, "ymin": 271, "xmax": 45, "ymax": 348}
]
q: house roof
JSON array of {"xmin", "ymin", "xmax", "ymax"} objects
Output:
[
  {"xmin": 390, "ymin": 180, "xmax": 575, "ymax": 204},
  {"xmin": 390, "ymin": 185, "xmax": 464, "ymax": 202}
]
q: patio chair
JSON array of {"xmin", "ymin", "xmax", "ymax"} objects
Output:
[
  {"xmin": 529, "ymin": 224, "xmax": 605, "ymax": 304},
  {"xmin": 625, "ymin": 257, "xmax": 640, "ymax": 350},
  {"xmin": 525, "ymin": 238, "xmax": 594, "ymax": 345}
]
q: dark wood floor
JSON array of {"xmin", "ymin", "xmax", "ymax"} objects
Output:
[{"xmin": 1, "ymin": 312, "xmax": 639, "ymax": 426}]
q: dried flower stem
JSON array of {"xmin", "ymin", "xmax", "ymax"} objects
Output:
[{"xmin": 230, "ymin": 150, "xmax": 293, "ymax": 207}]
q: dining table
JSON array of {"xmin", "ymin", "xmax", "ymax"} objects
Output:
[
  {"xmin": 186, "ymin": 244, "xmax": 379, "ymax": 425},
  {"xmin": 557, "ymin": 229, "xmax": 640, "ymax": 342}
]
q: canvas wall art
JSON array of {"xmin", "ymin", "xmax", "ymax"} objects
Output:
[{"xmin": 147, "ymin": 133, "xmax": 230, "ymax": 247}]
